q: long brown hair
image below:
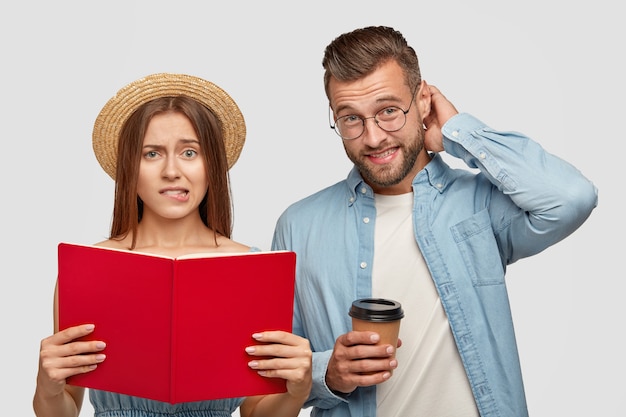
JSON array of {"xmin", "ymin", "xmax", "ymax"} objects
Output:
[
  {"xmin": 322, "ymin": 26, "xmax": 422, "ymax": 100},
  {"xmin": 109, "ymin": 96, "xmax": 233, "ymax": 248}
]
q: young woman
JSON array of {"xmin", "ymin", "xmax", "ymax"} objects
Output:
[{"xmin": 34, "ymin": 73, "xmax": 311, "ymax": 417}]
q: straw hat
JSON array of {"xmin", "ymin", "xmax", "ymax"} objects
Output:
[{"xmin": 92, "ymin": 73, "xmax": 246, "ymax": 179}]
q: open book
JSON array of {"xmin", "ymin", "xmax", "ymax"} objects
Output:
[{"xmin": 57, "ymin": 242, "xmax": 296, "ymax": 404}]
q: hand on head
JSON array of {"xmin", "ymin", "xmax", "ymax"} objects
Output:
[{"xmin": 422, "ymin": 83, "xmax": 459, "ymax": 153}]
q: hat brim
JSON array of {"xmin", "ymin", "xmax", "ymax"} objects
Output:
[{"xmin": 92, "ymin": 73, "xmax": 246, "ymax": 180}]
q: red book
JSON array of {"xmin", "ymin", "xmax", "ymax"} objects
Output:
[{"xmin": 57, "ymin": 242, "xmax": 296, "ymax": 404}]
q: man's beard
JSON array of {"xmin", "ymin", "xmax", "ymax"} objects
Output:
[{"xmin": 345, "ymin": 128, "xmax": 424, "ymax": 188}]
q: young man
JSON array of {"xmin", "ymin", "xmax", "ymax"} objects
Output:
[{"xmin": 271, "ymin": 26, "xmax": 597, "ymax": 417}]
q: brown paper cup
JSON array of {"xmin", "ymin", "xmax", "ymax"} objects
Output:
[{"xmin": 349, "ymin": 298, "xmax": 404, "ymax": 374}]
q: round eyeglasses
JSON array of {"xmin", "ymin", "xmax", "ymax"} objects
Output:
[{"xmin": 329, "ymin": 89, "xmax": 417, "ymax": 140}]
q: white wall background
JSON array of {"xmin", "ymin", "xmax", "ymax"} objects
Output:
[{"xmin": 1, "ymin": 1, "xmax": 622, "ymax": 416}]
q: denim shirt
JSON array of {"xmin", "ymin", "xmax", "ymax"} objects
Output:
[{"xmin": 271, "ymin": 113, "xmax": 598, "ymax": 417}]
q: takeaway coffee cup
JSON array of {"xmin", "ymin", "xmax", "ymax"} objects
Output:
[{"xmin": 349, "ymin": 298, "xmax": 404, "ymax": 366}]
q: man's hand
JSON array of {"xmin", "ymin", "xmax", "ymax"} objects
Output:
[
  {"xmin": 422, "ymin": 83, "xmax": 459, "ymax": 153},
  {"xmin": 325, "ymin": 331, "xmax": 399, "ymax": 394}
]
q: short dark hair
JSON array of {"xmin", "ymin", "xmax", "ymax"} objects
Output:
[{"xmin": 322, "ymin": 26, "xmax": 421, "ymax": 99}]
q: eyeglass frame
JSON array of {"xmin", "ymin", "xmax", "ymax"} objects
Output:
[{"xmin": 328, "ymin": 85, "xmax": 419, "ymax": 140}]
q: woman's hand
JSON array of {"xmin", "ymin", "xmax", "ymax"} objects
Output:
[
  {"xmin": 36, "ymin": 324, "xmax": 106, "ymax": 399},
  {"xmin": 245, "ymin": 331, "xmax": 312, "ymax": 401}
]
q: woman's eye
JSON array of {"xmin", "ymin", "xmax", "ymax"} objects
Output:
[{"xmin": 183, "ymin": 149, "xmax": 198, "ymax": 158}]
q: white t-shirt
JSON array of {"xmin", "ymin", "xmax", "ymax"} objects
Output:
[{"xmin": 372, "ymin": 192, "xmax": 479, "ymax": 417}]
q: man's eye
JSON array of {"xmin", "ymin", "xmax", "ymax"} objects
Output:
[{"xmin": 341, "ymin": 115, "xmax": 361, "ymax": 125}]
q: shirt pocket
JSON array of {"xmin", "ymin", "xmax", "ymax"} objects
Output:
[{"xmin": 450, "ymin": 209, "xmax": 505, "ymax": 286}]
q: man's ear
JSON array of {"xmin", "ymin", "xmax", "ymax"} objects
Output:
[{"xmin": 416, "ymin": 80, "xmax": 431, "ymax": 119}]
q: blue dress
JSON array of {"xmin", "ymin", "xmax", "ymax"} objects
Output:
[{"xmin": 90, "ymin": 389, "xmax": 243, "ymax": 416}]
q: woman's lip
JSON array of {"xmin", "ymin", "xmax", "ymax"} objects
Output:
[
  {"xmin": 159, "ymin": 187, "xmax": 189, "ymax": 194},
  {"xmin": 160, "ymin": 188, "xmax": 190, "ymax": 202}
]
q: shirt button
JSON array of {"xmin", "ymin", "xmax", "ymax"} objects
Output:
[
  {"xmin": 349, "ymin": 197, "xmax": 355, "ymax": 203},
  {"xmin": 436, "ymin": 183, "xmax": 443, "ymax": 189},
  {"xmin": 479, "ymin": 152, "xmax": 486, "ymax": 159},
  {"xmin": 363, "ymin": 217, "xmax": 370, "ymax": 224},
  {"xmin": 360, "ymin": 187, "xmax": 367, "ymax": 194},
  {"xmin": 360, "ymin": 262, "xmax": 367, "ymax": 269},
  {"xmin": 452, "ymin": 130, "xmax": 459, "ymax": 137}
]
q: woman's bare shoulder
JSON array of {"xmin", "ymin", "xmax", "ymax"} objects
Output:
[
  {"xmin": 92, "ymin": 238, "xmax": 130, "ymax": 250},
  {"xmin": 216, "ymin": 236, "xmax": 253, "ymax": 253}
]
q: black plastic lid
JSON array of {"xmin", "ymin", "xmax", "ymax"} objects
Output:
[{"xmin": 349, "ymin": 298, "xmax": 404, "ymax": 322}]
